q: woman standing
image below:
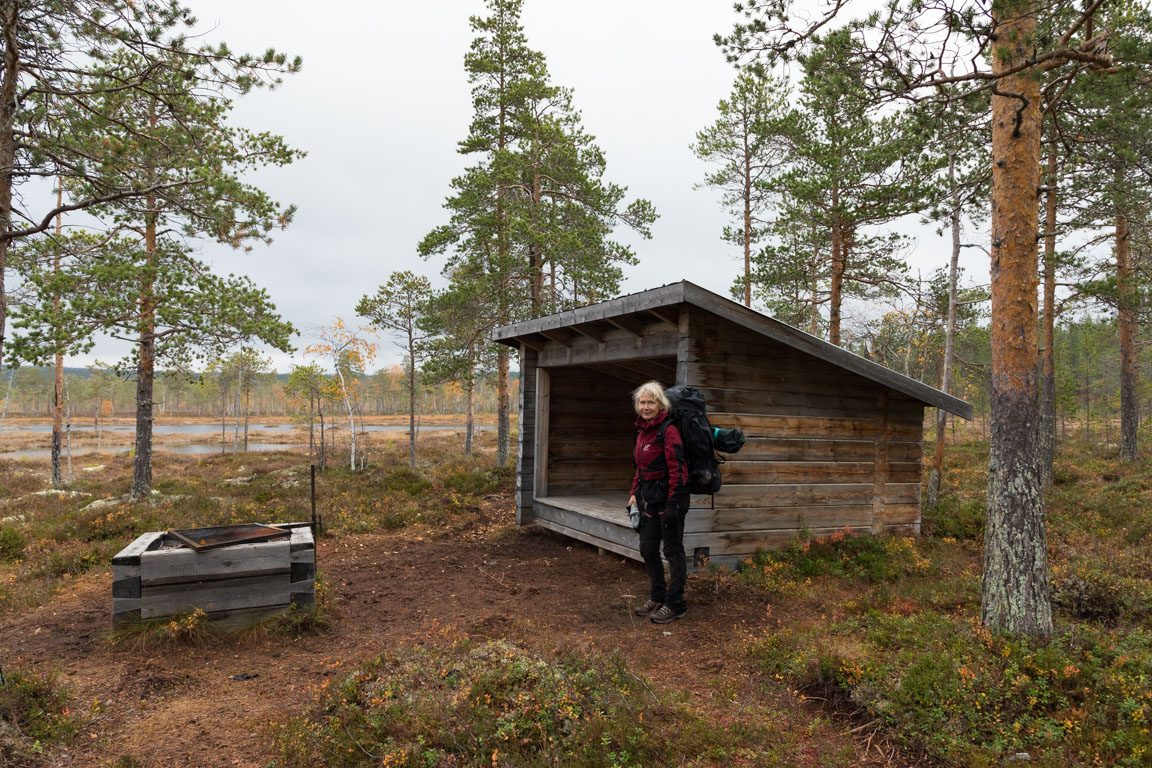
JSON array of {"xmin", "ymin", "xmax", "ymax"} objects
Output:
[{"xmin": 627, "ymin": 381, "xmax": 689, "ymax": 624}]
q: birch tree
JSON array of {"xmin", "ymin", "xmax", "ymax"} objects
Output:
[{"xmin": 306, "ymin": 320, "xmax": 376, "ymax": 473}]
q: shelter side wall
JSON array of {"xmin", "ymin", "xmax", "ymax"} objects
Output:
[
  {"xmin": 682, "ymin": 312, "xmax": 925, "ymax": 560},
  {"xmin": 544, "ymin": 366, "xmax": 637, "ymax": 495},
  {"xmin": 516, "ymin": 345, "xmax": 538, "ymax": 525}
]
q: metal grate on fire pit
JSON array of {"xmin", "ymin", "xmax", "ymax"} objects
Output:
[{"xmin": 166, "ymin": 523, "xmax": 289, "ymax": 552}]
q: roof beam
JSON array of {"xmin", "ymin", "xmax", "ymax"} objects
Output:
[
  {"xmin": 605, "ymin": 315, "xmax": 645, "ymax": 338},
  {"xmin": 647, "ymin": 307, "xmax": 679, "ymax": 326},
  {"xmin": 569, "ymin": 322, "xmax": 603, "ymax": 342},
  {"xmin": 537, "ymin": 328, "xmax": 574, "ymax": 347}
]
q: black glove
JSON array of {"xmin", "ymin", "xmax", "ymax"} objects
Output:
[{"xmin": 674, "ymin": 493, "xmax": 690, "ymax": 515}]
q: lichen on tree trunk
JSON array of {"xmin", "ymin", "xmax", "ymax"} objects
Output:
[{"xmin": 981, "ymin": 0, "xmax": 1053, "ymax": 640}]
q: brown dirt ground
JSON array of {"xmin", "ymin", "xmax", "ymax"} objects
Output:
[{"xmin": 0, "ymin": 499, "xmax": 916, "ymax": 767}]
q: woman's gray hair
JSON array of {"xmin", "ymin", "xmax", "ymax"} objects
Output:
[{"xmin": 632, "ymin": 380, "xmax": 670, "ymax": 414}]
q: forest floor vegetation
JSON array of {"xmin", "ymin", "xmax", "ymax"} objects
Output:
[{"xmin": 0, "ymin": 430, "xmax": 1145, "ymax": 766}]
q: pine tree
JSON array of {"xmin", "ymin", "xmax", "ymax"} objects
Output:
[
  {"xmin": 693, "ymin": 71, "xmax": 793, "ymax": 307},
  {"xmin": 357, "ymin": 272, "xmax": 433, "ymax": 471},
  {"xmin": 52, "ymin": 46, "xmax": 302, "ymax": 499},
  {"xmin": 719, "ymin": 0, "xmax": 1143, "ymax": 639},
  {"xmin": 420, "ymin": 0, "xmax": 655, "ymax": 466},
  {"xmin": 0, "ymin": 1, "xmax": 299, "ymax": 370}
]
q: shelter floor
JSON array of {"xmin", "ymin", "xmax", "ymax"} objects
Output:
[{"xmin": 540, "ymin": 493, "xmax": 630, "ymax": 525}]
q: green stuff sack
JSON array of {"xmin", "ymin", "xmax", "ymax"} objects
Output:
[{"xmin": 712, "ymin": 427, "xmax": 746, "ymax": 454}]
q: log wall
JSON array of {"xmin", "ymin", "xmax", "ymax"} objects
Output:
[
  {"xmin": 544, "ymin": 365, "xmax": 649, "ymax": 495},
  {"xmin": 685, "ymin": 309, "xmax": 924, "ymax": 562}
]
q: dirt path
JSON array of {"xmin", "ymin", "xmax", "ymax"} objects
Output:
[{"xmin": 0, "ymin": 503, "xmax": 906, "ymax": 767}]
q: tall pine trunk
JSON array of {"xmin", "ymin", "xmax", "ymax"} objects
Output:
[
  {"xmin": 981, "ymin": 0, "xmax": 1052, "ymax": 640},
  {"xmin": 927, "ymin": 149, "xmax": 962, "ymax": 509},
  {"xmin": 1116, "ymin": 204, "xmax": 1138, "ymax": 461},
  {"xmin": 1039, "ymin": 143, "xmax": 1059, "ymax": 486},
  {"xmin": 407, "ymin": 346, "xmax": 417, "ymax": 471},
  {"xmin": 743, "ymin": 122, "xmax": 753, "ymax": 307},
  {"xmin": 130, "ymin": 199, "xmax": 158, "ymax": 501},
  {"xmin": 828, "ymin": 190, "xmax": 844, "ymax": 346},
  {"xmin": 51, "ymin": 189, "xmax": 65, "ymax": 488},
  {"xmin": 0, "ymin": 2, "xmax": 18, "ymax": 373}
]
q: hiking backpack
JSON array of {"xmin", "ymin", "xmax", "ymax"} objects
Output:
[{"xmin": 658, "ymin": 384, "xmax": 733, "ymax": 496}]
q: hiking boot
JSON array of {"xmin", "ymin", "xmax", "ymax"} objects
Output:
[
  {"xmin": 649, "ymin": 605, "xmax": 686, "ymax": 624},
  {"xmin": 633, "ymin": 599, "xmax": 662, "ymax": 617}
]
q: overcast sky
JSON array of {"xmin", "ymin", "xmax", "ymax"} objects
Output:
[{"xmin": 62, "ymin": 0, "xmax": 986, "ymax": 372}]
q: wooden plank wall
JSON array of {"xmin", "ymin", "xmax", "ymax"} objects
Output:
[
  {"xmin": 545, "ymin": 366, "xmax": 638, "ymax": 495},
  {"xmin": 684, "ymin": 310, "xmax": 924, "ymax": 561}
]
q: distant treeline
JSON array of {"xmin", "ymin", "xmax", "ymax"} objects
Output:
[{"xmin": 0, "ymin": 365, "xmax": 518, "ymax": 420}]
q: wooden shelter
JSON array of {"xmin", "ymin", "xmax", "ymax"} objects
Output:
[{"xmin": 493, "ymin": 281, "xmax": 972, "ymax": 569}]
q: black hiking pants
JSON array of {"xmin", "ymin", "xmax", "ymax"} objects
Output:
[{"xmin": 637, "ymin": 503, "xmax": 687, "ymax": 613}]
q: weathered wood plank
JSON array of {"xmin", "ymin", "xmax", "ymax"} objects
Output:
[
  {"xmin": 709, "ymin": 483, "xmax": 876, "ymax": 508},
  {"xmin": 734, "ymin": 437, "xmax": 873, "ymax": 462},
  {"xmin": 709, "ymin": 412, "xmax": 881, "ymax": 438},
  {"xmin": 532, "ymin": 517, "xmax": 640, "ymax": 561},
  {"xmin": 537, "ymin": 334, "xmax": 680, "ymax": 367},
  {"xmin": 720, "ymin": 461, "xmax": 876, "ymax": 484},
  {"xmin": 532, "ymin": 502, "xmax": 637, "ymax": 552},
  {"xmin": 700, "ymin": 387, "xmax": 886, "ymax": 419},
  {"xmin": 139, "ymin": 541, "xmax": 291, "ymax": 586},
  {"xmin": 872, "ymin": 391, "xmax": 890, "ymax": 534},
  {"xmin": 548, "ymin": 439, "xmax": 634, "ymax": 459},
  {"xmin": 535, "ymin": 369, "xmax": 551, "ymax": 498},
  {"xmin": 885, "ymin": 483, "xmax": 922, "ymax": 504},
  {"xmin": 288, "ymin": 578, "xmax": 315, "ymax": 594},
  {"xmin": 140, "ymin": 573, "xmax": 290, "ymax": 618},
  {"xmin": 685, "ymin": 361, "xmax": 888, "ymax": 396},
  {"xmin": 517, "ymin": 345, "xmax": 538, "ymax": 525},
  {"xmin": 685, "ymin": 505, "xmax": 876, "ymax": 532},
  {"xmin": 290, "ymin": 526, "xmax": 314, "ymax": 553},
  {"xmin": 111, "ymin": 531, "xmax": 165, "ymax": 566},
  {"xmin": 291, "ymin": 561, "xmax": 315, "ymax": 582}
]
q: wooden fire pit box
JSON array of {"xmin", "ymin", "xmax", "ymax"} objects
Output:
[{"xmin": 112, "ymin": 522, "xmax": 315, "ymax": 629}]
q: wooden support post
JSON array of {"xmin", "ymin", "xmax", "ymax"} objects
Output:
[
  {"xmin": 872, "ymin": 391, "xmax": 889, "ymax": 534},
  {"xmin": 516, "ymin": 344, "xmax": 539, "ymax": 525},
  {"xmin": 534, "ymin": 368, "xmax": 550, "ymax": 500},
  {"xmin": 675, "ymin": 308, "xmax": 691, "ymax": 385}
]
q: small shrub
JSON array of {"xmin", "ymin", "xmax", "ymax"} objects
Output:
[
  {"xmin": 0, "ymin": 666, "xmax": 78, "ymax": 751},
  {"xmin": 0, "ymin": 526, "xmax": 25, "ymax": 561},
  {"xmin": 1051, "ymin": 567, "xmax": 1151, "ymax": 624},
  {"xmin": 923, "ymin": 495, "xmax": 985, "ymax": 541},
  {"xmin": 25, "ymin": 539, "xmax": 112, "ymax": 580},
  {"xmin": 109, "ymin": 608, "xmax": 216, "ymax": 651},
  {"xmin": 792, "ymin": 529, "xmax": 932, "ymax": 583},
  {"xmin": 751, "ymin": 612, "xmax": 1152, "ymax": 766},
  {"xmin": 441, "ymin": 468, "xmax": 501, "ymax": 496},
  {"xmin": 380, "ymin": 468, "xmax": 431, "ymax": 495}
]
